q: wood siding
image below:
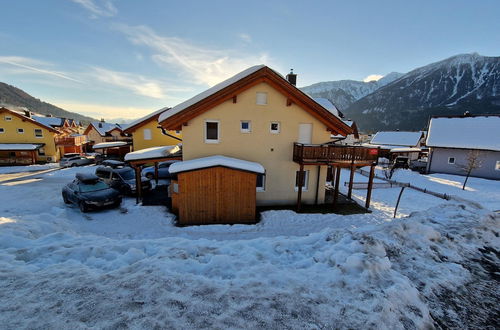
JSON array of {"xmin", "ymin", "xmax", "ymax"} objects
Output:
[{"xmin": 175, "ymin": 167, "xmax": 257, "ymax": 225}]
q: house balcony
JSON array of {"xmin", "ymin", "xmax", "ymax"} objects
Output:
[
  {"xmin": 55, "ymin": 135, "xmax": 88, "ymax": 146},
  {"xmin": 293, "ymin": 142, "xmax": 379, "ymax": 167}
]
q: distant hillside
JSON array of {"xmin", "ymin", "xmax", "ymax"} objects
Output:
[
  {"xmin": 0, "ymin": 82, "xmax": 95, "ymax": 123},
  {"xmin": 344, "ymin": 53, "xmax": 500, "ymax": 132},
  {"xmin": 300, "ymin": 72, "xmax": 404, "ymax": 110}
]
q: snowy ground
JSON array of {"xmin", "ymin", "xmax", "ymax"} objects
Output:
[
  {"xmin": 0, "ymin": 163, "xmax": 59, "ymax": 174},
  {"xmin": 0, "ymin": 165, "xmax": 498, "ymax": 329}
]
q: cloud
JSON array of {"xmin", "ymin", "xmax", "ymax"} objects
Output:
[
  {"xmin": 70, "ymin": 0, "xmax": 117, "ymax": 18},
  {"xmin": 238, "ymin": 33, "xmax": 252, "ymax": 43},
  {"xmin": 363, "ymin": 74, "xmax": 384, "ymax": 82},
  {"xmin": 51, "ymin": 100, "xmax": 154, "ymax": 120},
  {"xmin": 0, "ymin": 56, "xmax": 83, "ymax": 83},
  {"xmin": 88, "ymin": 66, "xmax": 167, "ymax": 99},
  {"xmin": 115, "ymin": 24, "xmax": 270, "ymax": 86}
]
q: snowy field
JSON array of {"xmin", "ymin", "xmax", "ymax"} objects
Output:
[
  {"xmin": 0, "ymin": 165, "xmax": 498, "ymax": 329},
  {"xmin": 0, "ymin": 163, "xmax": 59, "ymax": 174}
]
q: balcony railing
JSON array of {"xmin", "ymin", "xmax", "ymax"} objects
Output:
[
  {"xmin": 55, "ymin": 135, "xmax": 87, "ymax": 146},
  {"xmin": 293, "ymin": 143, "xmax": 379, "ymax": 165}
]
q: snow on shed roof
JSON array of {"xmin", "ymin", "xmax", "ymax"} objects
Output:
[
  {"xmin": 159, "ymin": 65, "xmax": 266, "ymax": 123},
  {"xmin": 124, "ymin": 145, "xmax": 181, "ymax": 161},
  {"xmin": 426, "ymin": 115, "xmax": 500, "ymax": 151},
  {"xmin": 312, "ymin": 98, "xmax": 339, "ymax": 117},
  {"xmin": 0, "ymin": 143, "xmax": 44, "ymax": 151},
  {"xmin": 93, "ymin": 141, "xmax": 128, "ymax": 149},
  {"xmin": 169, "ymin": 155, "xmax": 265, "ymax": 174},
  {"xmin": 370, "ymin": 131, "xmax": 423, "ymax": 147}
]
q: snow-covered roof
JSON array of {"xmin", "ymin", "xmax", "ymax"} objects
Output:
[
  {"xmin": 312, "ymin": 98, "xmax": 339, "ymax": 117},
  {"xmin": 93, "ymin": 141, "xmax": 128, "ymax": 149},
  {"xmin": 159, "ymin": 65, "xmax": 266, "ymax": 123},
  {"xmin": 124, "ymin": 145, "xmax": 181, "ymax": 161},
  {"xmin": 390, "ymin": 147, "xmax": 421, "ymax": 153},
  {"xmin": 125, "ymin": 107, "xmax": 170, "ymax": 131},
  {"xmin": 169, "ymin": 155, "xmax": 265, "ymax": 174},
  {"xmin": 32, "ymin": 116, "xmax": 64, "ymax": 128},
  {"xmin": 90, "ymin": 122, "xmax": 122, "ymax": 136},
  {"xmin": 370, "ymin": 131, "xmax": 423, "ymax": 147},
  {"xmin": 0, "ymin": 143, "xmax": 44, "ymax": 151},
  {"xmin": 426, "ymin": 115, "xmax": 500, "ymax": 151}
]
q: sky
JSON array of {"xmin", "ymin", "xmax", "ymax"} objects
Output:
[{"xmin": 0, "ymin": 0, "xmax": 499, "ymax": 122}]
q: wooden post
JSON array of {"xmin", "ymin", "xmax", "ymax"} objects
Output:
[
  {"xmin": 393, "ymin": 187, "xmax": 406, "ymax": 218},
  {"xmin": 333, "ymin": 166, "xmax": 341, "ymax": 206},
  {"xmin": 154, "ymin": 162, "xmax": 159, "ymax": 184},
  {"xmin": 134, "ymin": 165, "xmax": 142, "ymax": 204},
  {"xmin": 314, "ymin": 166, "xmax": 320, "ymax": 205},
  {"xmin": 347, "ymin": 164, "xmax": 355, "ymax": 199},
  {"xmin": 365, "ymin": 163, "xmax": 376, "ymax": 208},
  {"xmin": 296, "ymin": 163, "xmax": 304, "ymax": 212}
]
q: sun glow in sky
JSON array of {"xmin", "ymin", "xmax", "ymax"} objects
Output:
[{"xmin": 0, "ymin": 0, "xmax": 499, "ymax": 121}]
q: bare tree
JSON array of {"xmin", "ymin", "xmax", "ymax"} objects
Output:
[{"xmin": 457, "ymin": 150, "xmax": 484, "ymax": 190}]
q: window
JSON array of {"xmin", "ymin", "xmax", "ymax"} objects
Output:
[
  {"xmin": 0, "ymin": 128, "xmax": 4, "ymax": 133},
  {"xmin": 270, "ymin": 122, "xmax": 280, "ymax": 134},
  {"xmin": 495, "ymin": 161, "xmax": 500, "ymax": 171},
  {"xmin": 5, "ymin": 116, "xmax": 12, "ymax": 121},
  {"xmin": 38, "ymin": 148, "xmax": 45, "ymax": 156},
  {"xmin": 205, "ymin": 120, "xmax": 219, "ymax": 143},
  {"xmin": 448, "ymin": 157, "xmax": 455, "ymax": 164},
  {"xmin": 17, "ymin": 128, "xmax": 24, "ymax": 134},
  {"xmin": 256, "ymin": 92, "xmax": 268, "ymax": 105},
  {"xmin": 175, "ymin": 130, "xmax": 181, "ymax": 134},
  {"xmin": 34, "ymin": 129, "xmax": 43, "ymax": 138},
  {"xmin": 241, "ymin": 121, "xmax": 251, "ymax": 133},
  {"xmin": 143, "ymin": 128, "xmax": 152, "ymax": 140},
  {"xmin": 295, "ymin": 170, "xmax": 309, "ymax": 191},
  {"xmin": 256, "ymin": 173, "xmax": 266, "ymax": 192}
]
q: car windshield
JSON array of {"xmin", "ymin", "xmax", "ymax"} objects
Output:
[
  {"xmin": 119, "ymin": 169, "xmax": 135, "ymax": 180},
  {"xmin": 79, "ymin": 181, "xmax": 109, "ymax": 192}
]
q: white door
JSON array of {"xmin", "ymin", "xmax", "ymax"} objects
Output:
[{"xmin": 298, "ymin": 123, "xmax": 312, "ymax": 144}]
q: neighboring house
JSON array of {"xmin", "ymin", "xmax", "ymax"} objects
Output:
[
  {"xmin": 123, "ymin": 108, "xmax": 182, "ymax": 151},
  {"xmin": 312, "ymin": 98, "xmax": 360, "ymax": 145},
  {"xmin": 426, "ymin": 114, "xmax": 500, "ymax": 180},
  {"xmin": 366, "ymin": 131, "xmax": 425, "ymax": 160},
  {"xmin": 84, "ymin": 120, "xmax": 129, "ymax": 146},
  {"xmin": 157, "ymin": 65, "xmax": 378, "ymax": 224},
  {"xmin": 32, "ymin": 115, "xmax": 87, "ymax": 155},
  {"xmin": 0, "ymin": 107, "xmax": 60, "ymax": 164}
]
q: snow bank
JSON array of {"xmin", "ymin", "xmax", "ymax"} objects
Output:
[{"xmin": 169, "ymin": 155, "xmax": 265, "ymax": 174}]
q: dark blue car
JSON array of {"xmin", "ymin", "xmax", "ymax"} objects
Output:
[{"xmin": 141, "ymin": 160, "xmax": 179, "ymax": 180}]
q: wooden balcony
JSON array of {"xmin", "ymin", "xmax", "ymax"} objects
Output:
[
  {"xmin": 293, "ymin": 143, "xmax": 379, "ymax": 167},
  {"xmin": 55, "ymin": 135, "xmax": 87, "ymax": 146}
]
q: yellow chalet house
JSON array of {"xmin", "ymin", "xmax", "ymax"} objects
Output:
[
  {"xmin": 157, "ymin": 65, "xmax": 379, "ymax": 224},
  {"xmin": 0, "ymin": 107, "xmax": 59, "ymax": 164},
  {"xmin": 123, "ymin": 108, "xmax": 182, "ymax": 151}
]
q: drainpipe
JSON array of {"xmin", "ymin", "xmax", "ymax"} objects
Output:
[{"xmin": 157, "ymin": 126, "xmax": 182, "ymax": 142}]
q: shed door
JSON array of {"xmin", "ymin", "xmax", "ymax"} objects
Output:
[{"xmin": 298, "ymin": 123, "xmax": 312, "ymax": 144}]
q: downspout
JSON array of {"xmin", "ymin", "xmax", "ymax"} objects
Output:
[{"xmin": 158, "ymin": 126, "xmax": 182, "ymax": 142}]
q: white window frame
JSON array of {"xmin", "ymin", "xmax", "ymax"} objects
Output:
[
  {"xmin": 448, "ymin": 157, "xmax": 455, "ymax": 164},
  {"xmin": 143, "ymin": 128, "xmax": 152, "ymax": 140},
  {"xmin": 5, "ymin": 116, "xmax": 12, "ymax": 121},
  {"xmin": 34, "ymin": 128, "xmax": 43, "ymax": 138},
  {"xmin": 256, "ymin": 173, "xmax": 266, "ymax": 192},
  {"xmin": 0, "ymin": 128, "xmax": 4, "ymax": 134},
  {"xmin": 240, "ymin": 120, "xmax": 251, "ymax": 133},
  {"xmin": 204, "ymin": 120, "xmax": 220, "ymax": 144},
  {"xmin": 495, "ymin": 161, "xmax": 500, "ymax": 171},
  {"xmin": 270, "ymin": 122, "xmax": 280, "ymax": 134},
  {"xmin": 256, "ymin": 92, "xmax": 268, "ymax": 105},
  {"xmin": 17, "ymin": 128, "xmax": 24, "ymax": 134},
  {"xmin": 295, "ymin": 170, "xmax": 309, "ymax": 191}
]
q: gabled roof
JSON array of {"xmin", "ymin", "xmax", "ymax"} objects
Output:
[
  {"xmin": 158, "ymin": 65, "xmax": 352, "ymax": 135},
  {"xmin": 312, "ymin": 97, "xmax": 340, "ymax": 118},
  {"xmin": 370, "ymin": 131, "xmax": 423, "ymax": 147},
  {"xmin": 0, "ymin": 107, "xmax": 58, "ymax": 133},
  {"xmin": 32, "ymin": 116, "xmax": 65, "ymax": 129},
  {"xmin": 426, "ymin": 114, "xmax": 500, "ymax": 151},
  {"xmin": 124, "ymin": 107, "xmax": 170, "ymax": 133},
  {"xmin": 85, "ymin": 122, "xmax": 123, "ymax": 136}
]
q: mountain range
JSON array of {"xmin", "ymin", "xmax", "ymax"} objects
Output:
[
  {"xmin": 0, "ymin": 82, "xmax": 95, "ymax": 124},
  {"xmin": 301, "ymin": 53, "xmax": 500, "ymax": 132}
]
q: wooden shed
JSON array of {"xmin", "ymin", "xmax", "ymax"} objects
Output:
[{"xmin": 169, "ymin": 155, "xmax": 265, "ymax": 225}]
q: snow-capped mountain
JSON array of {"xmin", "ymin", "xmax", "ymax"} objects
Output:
[
  {"xmin": 300, "ymin": 72, "xmax": 404, "ymax": 110},
  {"xmin": 345, "ymin": 53, "xmax": 500, "ymax": 132}
]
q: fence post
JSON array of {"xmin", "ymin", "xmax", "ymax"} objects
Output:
[{"xmin": 393, "ymin": 186, "xmax": 406, "ymax": 218}]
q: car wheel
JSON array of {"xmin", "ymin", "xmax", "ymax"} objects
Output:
[
  {"xmin": 62, "ymin": 193, "xmax": 71, "ymax": 204},
  {"xmin": 79, "ymin": 201, "xmax": 89, "ymax": 213}
]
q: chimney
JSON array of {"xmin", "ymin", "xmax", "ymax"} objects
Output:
[
  {"xmin": 98, "ymin": 122, "xmax": 103, "ymax": 128},
  {"xmin": 100, "ymin": 118, "xmax": 105, "ymax": 122},
  {"xmin": 45, "ymin": 114, "xmax": 53, "ymax": 117},
  {"xmin": 24, "ymin": 110, "xmax": 32, "ymax": 118},
  {"xmin": 286, "ymin": 69, "xmax": 297, "ymax": 86}
]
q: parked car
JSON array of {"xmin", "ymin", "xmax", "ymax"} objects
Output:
[
  {"xmin": 141, "ymin": 160, "xmax": 180, "ymax": 180},
  {"xmin": 95, "ymin": 165, "xmax": 152, "ymax": 195},
  {"xmin": 94, "ymin": 153, "xmax": 124, "ymax": 165},
  {"xmin": 62, "ymin": 173, "xmax": 121, "ymax": 212},
  {"xmin": 392, "ymin": 156, "xmax": 409, "ymax": 169},
  {"xmin": 60, "ymin": 155, "xmax": 94, "ymax": 167},
  {"xmin": 410, "ymin": 159, "xmax": 428, "ymax": 173}
]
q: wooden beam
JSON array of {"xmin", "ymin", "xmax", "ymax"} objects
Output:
[
  {"xmin": 286, "ymin": 98, "xmax": 292, "ymax": 106},
  {"xmin": 134, "ymin": 166, "xmax": 142, "ymax": 204},
  {"xmin": 296, "ymin": 163, "xmax": 304, "ymax": 212},
  {"xmin": 314, "ymin": 165, "xmax": 320, "ymax": 205},
  {"xmin": 333, "ymin": 166, "xmax": 341, "ymax": 206},
  {"xmin": 154, "ymin": 162, "xmax": 159, "ymax": 184},
  {"xmin": 365, "ymin": 163, "xmax": 376, "ymax": 208},
  {"xmin": 347, "ymin": 164, "xmax": 355, "ymax": 199},
  {"xmin": 232, "ymin": 95, "xmax": 237, "ymax": 103}
]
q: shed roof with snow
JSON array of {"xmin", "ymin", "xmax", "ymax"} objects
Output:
[
  {"xmin": 370, "ymin": 131, "xmax": 423, "ymax": 147},
  {"xmin": 169, "ymin": 155, "xmax": 265, "ymax": 174},
  {"xmin": 124, "ymin": 145, "xmax": 181, "ymax": 161},
  {"xmin": 426, "ymin": 115, "xmax": 500, "ymax": 151}
]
